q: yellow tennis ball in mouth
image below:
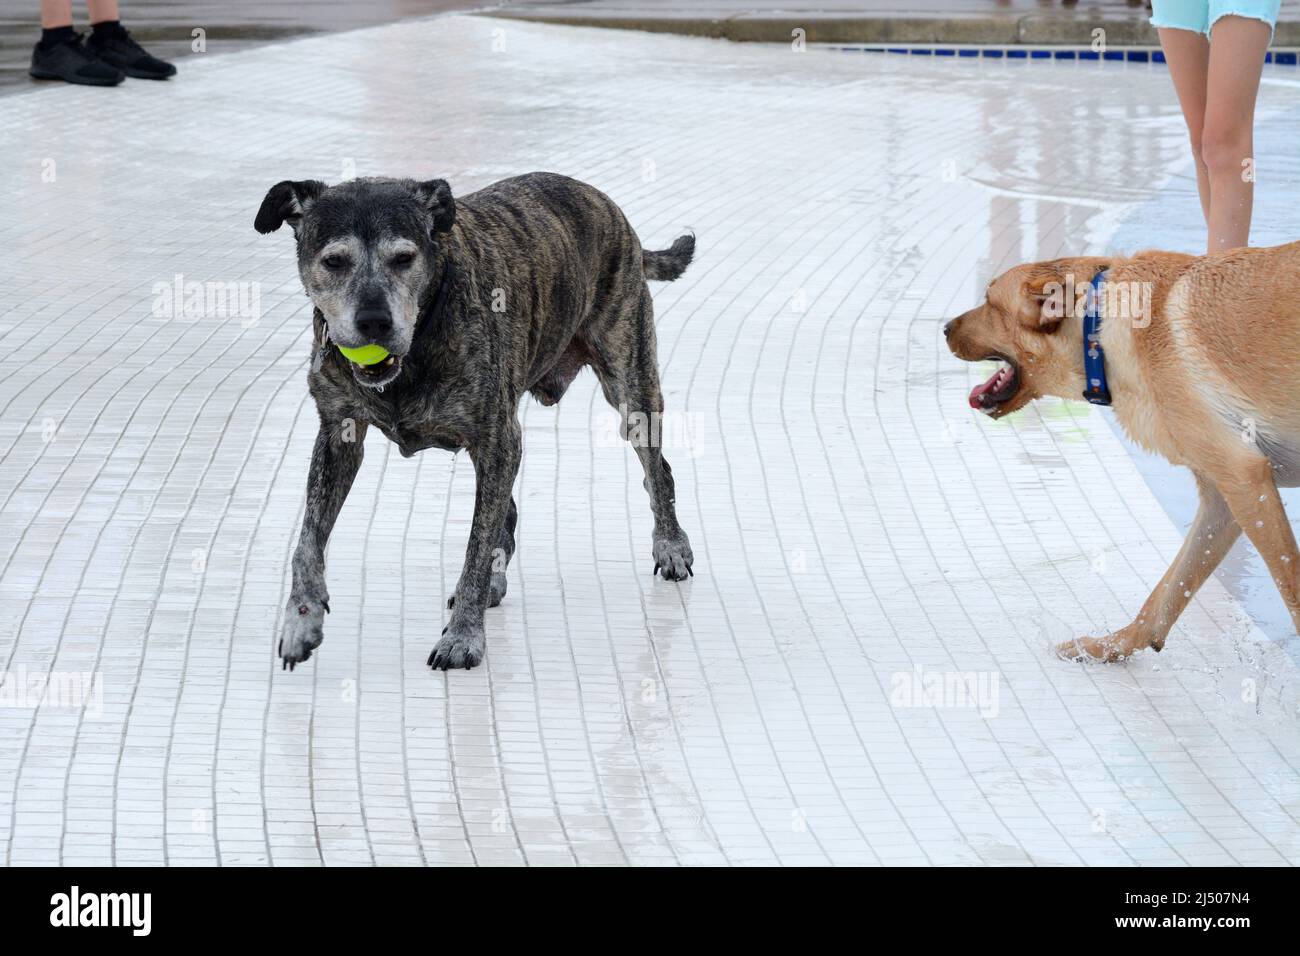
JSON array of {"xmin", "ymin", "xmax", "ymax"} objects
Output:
[{"xmin": 336, "ymin": 343, "xmax": 390, "ymax": 366}]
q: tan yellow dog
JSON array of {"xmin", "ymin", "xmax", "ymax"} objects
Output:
[{"xmin": 945, "ymin": 243, "xmax": 1300, "ymax": 662}]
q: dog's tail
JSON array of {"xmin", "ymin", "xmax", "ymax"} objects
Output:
[{"xmin": 642, "ymin": 233, "xmax": 695, "ymax": 282}]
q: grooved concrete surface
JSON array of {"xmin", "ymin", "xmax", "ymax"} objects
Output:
[{"xmin": 1, "ymin": 15, "xmax": 1298, "ymax": 866}]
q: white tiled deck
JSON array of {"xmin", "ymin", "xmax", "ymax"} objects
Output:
[{"xmin": 1, "ymin": 16, "xmax": 1298, "ymax": 866}]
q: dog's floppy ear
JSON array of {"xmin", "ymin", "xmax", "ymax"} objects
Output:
[
  {"xmin": 254, "ymin": 180, "xmax": 326, "ymax": 235},
  {"xmin": 1021, "ymin": 264, "xmax": 1068, "ymax": 333},
  {"xmin": 414, "ymin": 179, "xmax": 456, "ymax": 235}
]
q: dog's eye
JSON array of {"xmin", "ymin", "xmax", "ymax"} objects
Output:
[
  {"xmin": 321, "ymin": 254, "xmax": 350, "ymax": 271},
  {"xmin": 390, "ymin": 252, "xmax": 415, "ymax": 269}
]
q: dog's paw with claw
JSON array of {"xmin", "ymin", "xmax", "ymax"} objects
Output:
[
  {"xmin": 652, "ymin": 533, "xmax": 694, "ymax": 581},
  {"xmin": 447, "ymin": 572, "xmax": 507, "ymax": 610},
  {"xmin": 1056, "ymin": 625, "xmax": 1161, "ymax": 663},
  {"xmin": 279, "ymin": 598, "xmax": 329, "ymax": 670},
  {"xmin": 428, "ymin": 620, "xmax": 486, "ymax": 670}
]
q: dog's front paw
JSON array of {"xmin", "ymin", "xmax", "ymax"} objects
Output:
[
  {"xmin": 447, "ymin": 572, "xmax": 507, "ymax": 610},
  {"xmin": 652, "ymin": 532, "xmax": 694, "ymax": 581},
  {"xmin": 428, "ymin": 620, "xmax": 486, "ymax": 670},
  {"xmin": 1057, "ymin": 625, "xmax": 1160, "ymax": 663},
  {"xmin": 279, "ymin": 598, "xmax": 328, "ymax": 670}
]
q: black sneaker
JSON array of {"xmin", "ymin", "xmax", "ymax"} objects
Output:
[
  {"xmin": 87, "ymin": 24, "xmax": 176, "ymax": 80},
  {"xmin": 29, "ymin": 33, "xmax": 124, "ymax": 87}
]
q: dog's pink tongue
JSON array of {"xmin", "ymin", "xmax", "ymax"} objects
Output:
[{"xmin": 968, "ymin": 369, "xmax": 1002, "ymax": 409}]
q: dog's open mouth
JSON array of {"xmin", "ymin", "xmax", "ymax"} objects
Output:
[
  {"xmin": 968, "ymin": 356, "xmax": 1019, "ymax": 412},
  {"xmin": 349, "ymin": 354, "xmax": 403, "ymax": 388}
]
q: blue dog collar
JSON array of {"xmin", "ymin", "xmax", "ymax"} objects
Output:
[{"xmin": 1082, "ymin": 268, "xmax": 1111, "ymax": 406}]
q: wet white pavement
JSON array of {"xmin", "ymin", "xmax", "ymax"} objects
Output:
[{"xmin": 2, "ymin": 15, "xmax": 1299, "ymax": 866}]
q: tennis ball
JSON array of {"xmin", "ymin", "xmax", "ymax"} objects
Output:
[{"xmin": 337, "ymin": 343, "xmax": 390, "ymax": 366}]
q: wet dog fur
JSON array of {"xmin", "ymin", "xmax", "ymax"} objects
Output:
[
  {"xmin": 946, "ymin": 243, "xmax": 1300, "ymax": 661},
  {"xmin": 256, "ymin": 172, "xmax": 696, "ymax": 670}
]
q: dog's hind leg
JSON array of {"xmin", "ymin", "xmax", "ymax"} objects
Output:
[
  {"xmin": 1059, "ymin": 472, "xmax": 1240, "ymax": 662},
  {"xmin": 589, "ymin": 287, "xmax": 694, "ymax": 581},
  {"xmin": 448, "ymin": 496, "xmax": 516, "ymax": 609},
  {"xmin": 429, "ymin": 418, "xmax": 522, "ymax": 670},
  {"xmin": 1212, "ymin": 457, "xmax": 1300, "ymax": 632},
  {"xmin": 279, "ymin": 418, "xmax": 368, "ymax": 669}
]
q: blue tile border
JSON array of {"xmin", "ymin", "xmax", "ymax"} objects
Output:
[{"xmin": 830, "ymin": 45, "xmax": 1300, "ymax": 65}]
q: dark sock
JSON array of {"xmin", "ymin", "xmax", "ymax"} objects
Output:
[
  {"xmin": 90, "ymin": 19, "xmax": 124, "ymax": 38},
  {"xmin": 39, "ymin": 25, "xmax": 75, "ymax": 49}
]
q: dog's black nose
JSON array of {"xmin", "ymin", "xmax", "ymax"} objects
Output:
[
  {"xmin": 354, "ymin": 308, "xmax": 393, "ymax": 341},
  {"xmin": 943, "ymin": 320, "xmax": 955, "ymax": 338}
]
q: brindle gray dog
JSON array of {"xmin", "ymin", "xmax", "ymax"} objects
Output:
[{"xmin": 255, "ymin": 172, "xmax": 696, "ymax": 670}]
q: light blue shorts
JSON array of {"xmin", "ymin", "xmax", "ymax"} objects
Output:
[{"xmin": 1150, "ymin": 0, "xmax": 1281, "ymax": 36}]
